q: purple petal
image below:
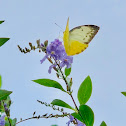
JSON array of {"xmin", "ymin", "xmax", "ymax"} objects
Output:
[
  {"xmin": 48, "ymin": 64, "xmax": 56, "ymax": 74},
  {"xmin": 66, "ymin": 115, "xmax": 74, "ymax": 126},
  {"xmin": 66, "ymin": 63, "xmax": 71, "ymax": 68},
  {"xmin": 60, "ymin": 61, "xmax": 65, "ymax": 68},
  {"xmin": 40, "ymin": 55, "xmax": 48, "ymax": 64}
]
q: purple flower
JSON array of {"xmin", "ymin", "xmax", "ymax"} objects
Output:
[
  {"xmin": 0, "ymin": 115, "xmax": 5, "ymax": 126},
  {"xmin": 66, "ymin": 115, "xmax": 74, "ymax": 126},
  {"xmin": 60, "ymin": 55, "xmax": 73, "ymax": 68},
  {"xmin": 40, "ymin": 39, "xmax": 65, "ymax": 63},
  {"xmin": 46, "ymin": 39, "xmax": 65, "ymax": 60},
  {"xmin": 67, "ymin": 115, "xmax": 86, "ymax": 126},
  {"xmin": 40, "ymin": 39, "xmax": 73, "ymax": 73}
]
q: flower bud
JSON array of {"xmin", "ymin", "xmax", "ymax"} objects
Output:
[
  {"xmin": 44, "ymin": 40, "xmax": 48, "ymax": 47},
  {"xmin": 36, "ymin": 39, "xmax": 40, "ymax": 47}
]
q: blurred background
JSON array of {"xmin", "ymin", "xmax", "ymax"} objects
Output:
[{"xmin": 0, "ymin": 0, "xmax": 126, "ymax": 125}]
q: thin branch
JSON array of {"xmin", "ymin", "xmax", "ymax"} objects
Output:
[
  {"xmin": 54, "ymin": 60, "xmax": 85, "ymax": 122},
  {"xmin": 16, "ymin": 113, "xmax": 69, "ymax": 125},
  {"xmin": 37, "ymin": 100, "xmax": 65, "ymax": 114},
  {"xmin": 54, "ymin": 60, "xmax": 79, "ymax": 111}
]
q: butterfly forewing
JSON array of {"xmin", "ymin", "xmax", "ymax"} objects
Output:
[{"xmin": 69, "ymin": 25, "xmax": 99, "ymax": 44}]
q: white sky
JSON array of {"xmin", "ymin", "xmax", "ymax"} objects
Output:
[{"xmin": 0, "ymin": 0, "xmax": 126, "ymax": 126}]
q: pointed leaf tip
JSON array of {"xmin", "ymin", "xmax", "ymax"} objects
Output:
[
  {"xmin": 121, "ymin": 92, "xmax": 126, "ymax": 96},
  {"xmin": 0, "ymin": 38, "xmax": 10, "ymax": 47},
  {"xmin": 0, "ymin": 20, "xmax": 4, "ymax": 24},
  {"xmin": 0, "ymin": 89, "xmax": 12, "ymax": 100},
  {"xmin": 100, "ymin": 121, "xmax": 107, "ymax": 126}
]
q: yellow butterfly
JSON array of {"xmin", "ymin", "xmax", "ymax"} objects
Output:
[{"xmin": 63, "ymin": 18, "xmax": 100, "ymax": 56}]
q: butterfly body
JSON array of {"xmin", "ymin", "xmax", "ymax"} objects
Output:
[{"xmin": 63, "ymin": 18, "xmax": 100, "ymax": 56}]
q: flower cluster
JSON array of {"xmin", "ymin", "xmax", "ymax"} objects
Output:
[
  {"xmin": 0, "ymin": 115, "xmax": 5, "ymax": 126},
  {"xmin": 67, "ymin": 115, "xmax": 85, "ymax": 126},
  {"xmin": 40, "ymin": 39, "xmax": 73, "ymax": 73}
]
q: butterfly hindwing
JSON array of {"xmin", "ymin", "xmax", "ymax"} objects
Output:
[
  {"xmin": 67, "ymin": 39, "xmax": 89, "ymax": 55},
  {"xmin": 69, "ymin": 25, "xmax": 99, "ymax": 44}
]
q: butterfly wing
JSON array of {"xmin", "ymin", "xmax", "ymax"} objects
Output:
[
  {"xmin": 63, "ymin": 18, "xmax": 70, "ymax": 55},
  {"xmin": 63, "ymin": 18, "xmax": 100, "ymax": 56},
  {"xmin": 69, "ymin": 25, "xmax": 100, "ymax": 44}
]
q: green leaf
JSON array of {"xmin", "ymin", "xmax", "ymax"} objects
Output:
[
  {"xmin": 0, "ymin": 75, "xmax": 2, "ymax": 88},
  {"xmin": 72, "ymin": 105, "xmax": 94, "ymax": 126},
  {"xmin": 0, "ymin": 89, "xmax": 12, "ymax": 101},
  {"xmin": 65, "ymin": 67, "xmax": 71, "ymax": 77},
  {"xmin": 12, "ymin": 118, "xmax": 17, "ymax": 126},
  {"xmin": 121, "ymin": 92, "xmax": 126, "ymax": 96},
  {"xmin": 71, "ymin": 112, "xmax": 83, "ymax": 122},
  {"xmin": 5, "ymin": 117, "xmax": 12, "ymax": 126},
  {"xmin": 100, "ymin": 121, "xmax": 107, "ymax": 126},
  {"xmin": 51, "ymin": 99, "xmax": 74, "ymax": 110},
  {"xmin": 0, "ymin": 20, "xmax": 4, "ymax": 24},
  {"xmin": 79, "ymin": 105, "xmax": 94, "ymax": 126},
  {"xmin": 32, "ymin": 79, "xmax": 66, "ymax": 92},
  {"xmin": 0, "ymin": 38, "xmax": 10, "ymax": 47},
  {"xmin": 77, "ymin": 76, "xmax": 92, "ymax": 105}
]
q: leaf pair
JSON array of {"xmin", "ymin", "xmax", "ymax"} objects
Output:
[
  {"xmin": 33, "ymin": 76, "xmax": 92, "ymax": 104},
  {"xmin": 33, "ymin": 76, "xmax": 94, "ymax": 125},
  {"xmin": 33, "ymin": 79, "xmax": 74, "ymax": 109}
]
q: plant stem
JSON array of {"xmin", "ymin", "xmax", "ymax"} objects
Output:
[
  {"xmin": 55, "ymin": 60, "xmax": 79, "ymax": 111},
  {"xmin": 55, "ymin": 60, "xmax": 85, "ymax": 123}
]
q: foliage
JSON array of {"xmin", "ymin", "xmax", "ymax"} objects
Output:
[
  {"xmin": 0, "ymin": 19, "xmax": 109, "ymax": 126},
  {"xmin": 17, "ymin": 38, "xmax": 107, "ymax": 126},
  {"xmin": 121, "ymin": 92, "xmax": 126, "ymax": 96},
  {"xmin": 0, "ymin": 20, "xmax": 10, "ymax": 47}
]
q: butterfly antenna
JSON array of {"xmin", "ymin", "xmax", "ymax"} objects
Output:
[
  {"xmin": 55, "ymin": 23, "xmax": 63, "ymax": 31},
  {"xmin": 55, "ymin": 23, "xmax": 63, "ymax": 39}
]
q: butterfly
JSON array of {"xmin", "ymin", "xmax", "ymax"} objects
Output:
[{"xmin": 63, "ymin": 18, "xmax": 100, "ymax": 56}]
